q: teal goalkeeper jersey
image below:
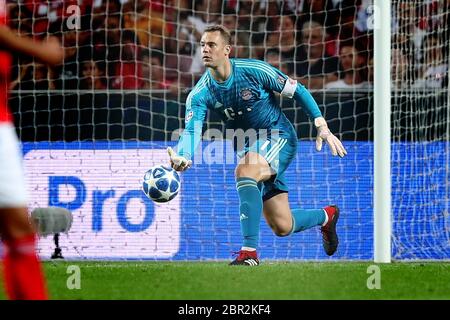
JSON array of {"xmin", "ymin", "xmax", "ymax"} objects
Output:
[{"xmin": 176, "ymin": 58, "xmax": 323, "ymax": 160}]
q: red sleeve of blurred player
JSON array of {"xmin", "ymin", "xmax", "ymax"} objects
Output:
[{"xmin": 0, "ymin": 0, "xmax": 13, "ymax": 123}]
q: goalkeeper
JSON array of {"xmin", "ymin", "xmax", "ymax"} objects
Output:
[{"xmin": 168, "ymin": 25, "xmax": 347, "ymax": 266}]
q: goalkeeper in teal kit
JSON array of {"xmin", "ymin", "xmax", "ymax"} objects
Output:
[{"xmin": 168, "ymin": 25, "xmax": 347, "ymax": 265}]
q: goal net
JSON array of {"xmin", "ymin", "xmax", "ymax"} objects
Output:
[
  {"xmin": 7, "ymin": 0, "xmax": 449, "ymax": 260},
  {"xmin": 391, "ymin": 0, "xmax": 449, "ymax": 259}
]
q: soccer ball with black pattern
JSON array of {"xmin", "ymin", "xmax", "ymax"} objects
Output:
[{"xmin": 142, "ymin": 166, "xmax": 181, "ymax": 203}]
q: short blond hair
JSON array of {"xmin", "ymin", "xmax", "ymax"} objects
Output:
[{"xmin": 204, "ymin": 25, "xmax": 232, "ymax": 45}]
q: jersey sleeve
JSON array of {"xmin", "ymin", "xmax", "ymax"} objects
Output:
[
  {"xmin": 0, "ymin": 0, "xmax": 7, "ymax": 25},
  {"xmin": 251, "ymin": 60, "xmax": 323, "ymax": 120},
  {"xmin": 176, "ymin": 88, "xmax": 208, "ymax": 161}
]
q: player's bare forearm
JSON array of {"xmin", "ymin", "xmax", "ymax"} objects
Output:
[{"xmin": 0, "ymin": 25, "xmax": 63, "ymax": 66}]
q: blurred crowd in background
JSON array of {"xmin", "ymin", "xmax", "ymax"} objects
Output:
[{"xmin": 7, "ymin": 0, "xmax": 449, "ymax": 94}]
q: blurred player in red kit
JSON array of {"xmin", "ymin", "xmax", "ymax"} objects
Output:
[{"xmin": 0, "ymin": 0, "xmax": 63, "ymax": 299}]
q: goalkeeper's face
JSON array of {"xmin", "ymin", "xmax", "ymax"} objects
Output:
[{"xmin": 200, "ymin": 31, "xmax": 231, "ymax": 68}]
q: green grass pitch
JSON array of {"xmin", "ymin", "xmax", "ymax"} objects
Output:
[{"xmin": 1, "ymin": 261, "xmax": 449, "ymax": 299}]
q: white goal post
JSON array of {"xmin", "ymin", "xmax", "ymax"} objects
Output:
[{"xmin": 374, "ymin": 0, "xmax": 392, "ymax": 263}]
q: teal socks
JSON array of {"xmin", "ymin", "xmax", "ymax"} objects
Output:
[
  {"xmin": 236, "ymin": 177, "xmax": 263, "ymax": 249},
  {"xmin": 290, "ymin": 209, "xmax": 326, "ymax": 233}
]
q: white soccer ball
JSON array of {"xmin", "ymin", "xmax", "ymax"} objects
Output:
[{"xmin": 142, "ymin": 165, "xmax": 181, "ymax": 203}]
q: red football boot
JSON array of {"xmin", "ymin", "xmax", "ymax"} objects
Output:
[
  {"xmin": 321, "ymin": 205, "xmax": 340, "ymax": 256},
  {"xmin": 229, "ymin": 250, "xmax": 259, "ymax": 266}
]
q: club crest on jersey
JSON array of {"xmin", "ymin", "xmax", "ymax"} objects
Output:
[
  {"xmin": 277, "ymin": 76, "xmax": 286, "ymax": 85},
  {"xmin": 185, "ymin": 110, "xmax": 194, "ymax": 123},
  {"xmin": 240, "ymin": 89, "xmax": 253, "ymax": 101}
]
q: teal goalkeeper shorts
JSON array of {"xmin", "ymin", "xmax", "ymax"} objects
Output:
[{"xmin": 239, "ymin": 130, "xmax": 298, "ymax": 201}]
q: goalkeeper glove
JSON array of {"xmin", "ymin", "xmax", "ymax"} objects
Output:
[
  {"xmin": 167, "ymin": 147, "xmax": 192, "ymax": 171},
  {"xmin": 314, "ymin": 117, "xmax": 347, "ymax": 158}
]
